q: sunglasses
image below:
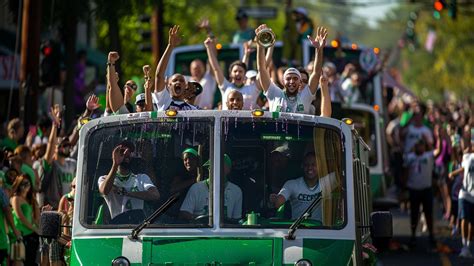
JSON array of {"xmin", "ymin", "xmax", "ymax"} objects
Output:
[
  {"xmin": 125, "ymin": 83, "xmax": 137, "ymax": 90},
  {"xmin": 21, "ymin": 181, "xmax": 31, "ymax": 187}
]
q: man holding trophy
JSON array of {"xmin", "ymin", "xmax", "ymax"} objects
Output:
[{"xmin": 255, "ymin": 24, "xmax": 331, "ymax": 117}]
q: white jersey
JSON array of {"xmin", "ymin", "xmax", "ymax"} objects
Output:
[
  {"xmin": 341, "ymin": 79, "xmax": 361, "ymax": 104},
  {"xmin": 152, "ymin": 89, "xmax": 198, "ymax": 111},
  {"xmin": 98, "ymin": 173, "xmax": 156, "ymax": 219},
  {"xmin": 220, "ymin": 79, "xmax": 260, "ymax": 110},
  {"xmin": 264, "ymin": 83, "xmax": 315, "ymax": 114},
  {"xmin": 403, "ymin": 151, "xmax": 434, "ymax": 190},
  {"xmin": 278, "ymin": 173, "xmax": 336, "ymax": 220},
  {"xmin": 404, "ymin": 125, "xmax": 433, "ymax": 153},
  {"xmin": 180, "ymin": 180, "xmax": 242, "ymax": 219},
  {"xmin": 459, "ymin": 153, "xmax": 474, "ymax": 203},
  {"xmin": 187, "ymin": 71, "xmax": 217, "ymax": 110}
]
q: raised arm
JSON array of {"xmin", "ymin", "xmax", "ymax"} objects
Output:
[
  {"xmin": 255, "ymin": 24, "xmax": 273, "ymax": 92},
  {"xmin": 319, "ymin": 75, "xmax": 332, "ymax": 117},
  {"xmin": 307, "ymin": 27, "xmax": 328, "ymax": 95},
  {"xmin": 143, "ymin": 65, "xmax": 154, "ymax": 111},
  {"xmin": 99, "ymin": 146, "xmax": 127, "ymax": 195},
  {"xmin": 44, "ymin": 105, "xmax": 61, "ymax": 165},
  {"xmin": 204, "ymin": 37, "xmax": 225, "ymax": 87},
  {"xmin": 155, "ymin": 25, "xmax": 181, "ymax": 93},
  {"xmin": 106, "ymin": 52, "xmax": 124, "ymax": 112},
  {"xmin": 241, "ymin": 40, "xmax": 253, "ymax": 67}
]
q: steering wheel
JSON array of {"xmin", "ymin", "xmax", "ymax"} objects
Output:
[{"xmin": 194, "ymin": 214, "xmax": 210, "ymax": 223}]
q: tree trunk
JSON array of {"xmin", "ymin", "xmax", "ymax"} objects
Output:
[
  {"xmin": 62, "ymin": 12, "xmax": 78, "ymax": 128},
  {"xmin": 108, "ymin": 12, "xmax": 122, "ymax": 73},
  {"xmin": 19, "ymin": 0, "xmax": 41, "ymax": 127}
]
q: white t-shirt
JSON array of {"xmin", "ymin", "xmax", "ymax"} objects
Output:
[
  {"xmin": 459, "ymin": 153, "xmax": 474, "ymax": 203},
  {"xmin": 278, "ymin": 173, "xmax": 336, "ymax": 220},
  {"xmin": 180, "ymin": 180, "xmax": 242, "ymax": 219},
  {"xmin": 152, "ymin": 89, "xmax": 198, "ymax": 111},
  {"xmin": 187, "ymin": 71, "xmax": 217, "ymax": 110},
  {"xmin": 219, "ymin": 79, "xmax": 260, "ymax": 110},
  {"xmin": 97, "ymin": 173, "xmax": 156, "ymax": 219},
  {"xmin": 341, "ymin": 79, "xmax": 361, "ymax": 104},
  {"xmin": 403, "ymin": 151, "xmax": 434, "ymax": 190},
  {"xmin": 264, "ymin": 83, "xmax": 315, "ymax": 114},
  {"xmin": 403, "ymin": 125, "xmax": 433, "ymax": 153}
]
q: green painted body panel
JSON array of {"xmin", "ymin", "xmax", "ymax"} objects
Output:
[
  {"xmin": 370, "ymin": 173, "xmax": 384, "ymax": 199},
  {"xmin": 70, "ymin": 237, "xmax": 355, "ymax": 265},
  {"xmin": 302, "ymin": 239, "xmax": 354, "ymax": 266},
  {"xmin": 148, "ymin": 238, "xmax": 274, "ymax": 265},
  {"xmin": 70, "ymin": 238, "xmax": 124, "ymax": 265}
]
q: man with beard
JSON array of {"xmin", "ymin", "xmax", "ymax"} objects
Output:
[
  {"xmin": 152, "ymin": 25, "xmax": 198, "ymax": 111},
  {"xmin": 98, "ymin": 141, "xmax": 160, "ymax": 222},
  {"xmin": 256, "ymin": 24, "xmax": 331, "ymax": 116},
  {"xmin": 204, "ymin": 37, "xmax": 260, "ymax": 110},
  {"xmin": 269, "ymin": 152, "xmax": 337, "ymax": 221}
]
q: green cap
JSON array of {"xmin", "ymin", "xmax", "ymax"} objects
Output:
[
  {"xmin": 182, "ymin": 148, "xmax": 199, "ymax": 158},
  {"xmin": 203, "ymin": 154, "xmax": 232, "ymax": 168}
]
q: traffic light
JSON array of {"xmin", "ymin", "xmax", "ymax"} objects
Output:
[
  {"xmin": 433, "ymin": 0, "xmax": 446, "ymax": 20},
  {"xmin": 40, "ymin": 40, "xmax": 61, "ymax": 86},
  {"xmin": 449, "ymin": 0, "xmax": 457, "ymax": 20},
  {"xmin": 405, "ymin": 12, "xmax": 418, "ymax": 51}
]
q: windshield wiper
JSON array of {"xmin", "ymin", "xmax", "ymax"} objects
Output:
[
  {"xmin": 129, "ymin": 193, "xmax": 180, "ymax": 240},
  {"xmin": 286, "ymin": 194, "xmax": 322, "ymax": 240}
]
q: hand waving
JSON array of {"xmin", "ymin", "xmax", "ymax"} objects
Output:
[
  {"xmin": 307, "ymin": 27, "xmax": 328, "ymax": 49},
  {"xmin": 320, "ymin": 74, "xmax": 329, "ymax": 88},
  {"xmin": 50, "ymin": 104, "xmax": 61, "ymax": 127},
  {"xmin": 168, "ymin": 25, "xmax": 181, "ymax": 47},
  {"xmin": 243, "ymin": 40, "xmax": 255, "ymax": 54},
  {"xmin": 86, "ymin": 94, "xmax": 101, "ymax": 111}
]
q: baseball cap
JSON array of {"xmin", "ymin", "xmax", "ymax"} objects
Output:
[
  {"xmin": 188, "ymin": 81, "xmax": 203, "ymax": 96},
  {"xmin": 271, "ymin": 144, "xmax": 291, "ymax": 158},
  {"xmin": 182, "ymin": 147, "xmax": 199, "ymax": 158},
  {"xmin": 135, "ymin": 93, "xmax": 146, "ymax": 105},
  {"xmin": 283, "ymin": 67, "xmax": 301, "ymax": 80},
  {"xmin": 245, "ymin": 70, "xmax": 258, "ymax": 79},
  {"xmin": 235, "ymin": 10, "xmax": 248, "ymax": 20},
  {"xmin": 323, "ymin": 62, "xmax": 337, "ymax": 70},
  {"xmin": 293, "ymin": 7, "xmax": 308, "ymax": 17},
  {"xmin": 202, "ymin": 154, "xmax": 232, "ymax": 168}
]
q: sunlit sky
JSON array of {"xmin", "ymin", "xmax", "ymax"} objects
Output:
[{"xmin": 353, "ymin": 1, "xmax": 397, "ymax": 27}]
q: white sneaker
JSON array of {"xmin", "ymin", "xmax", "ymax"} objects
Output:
[{"xmin": 459, "ymin": 246, "xmax": 472, "ymax": 258}]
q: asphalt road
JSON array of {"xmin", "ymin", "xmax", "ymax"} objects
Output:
[{"xmin": 377, "ymin": 205, "xmax": 474, "ymax": 266}]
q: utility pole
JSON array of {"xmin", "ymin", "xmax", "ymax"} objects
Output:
[
  {"xmin": 19, "ymin": 0, "xmax": 41, "ymax": 127},
  {"xmin": 152, "ymin": 0, "xmax": 165, "ymax": 61}
]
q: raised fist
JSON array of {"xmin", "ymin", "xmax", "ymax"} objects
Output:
[{"xmin": 108, "ymin": 51, "xmax": 119, "ymax": 63}]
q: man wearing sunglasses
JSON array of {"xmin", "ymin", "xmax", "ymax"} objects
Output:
[{"xmin": 123, "ymin": 80, "xmax": 138, "ymax": 112}]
